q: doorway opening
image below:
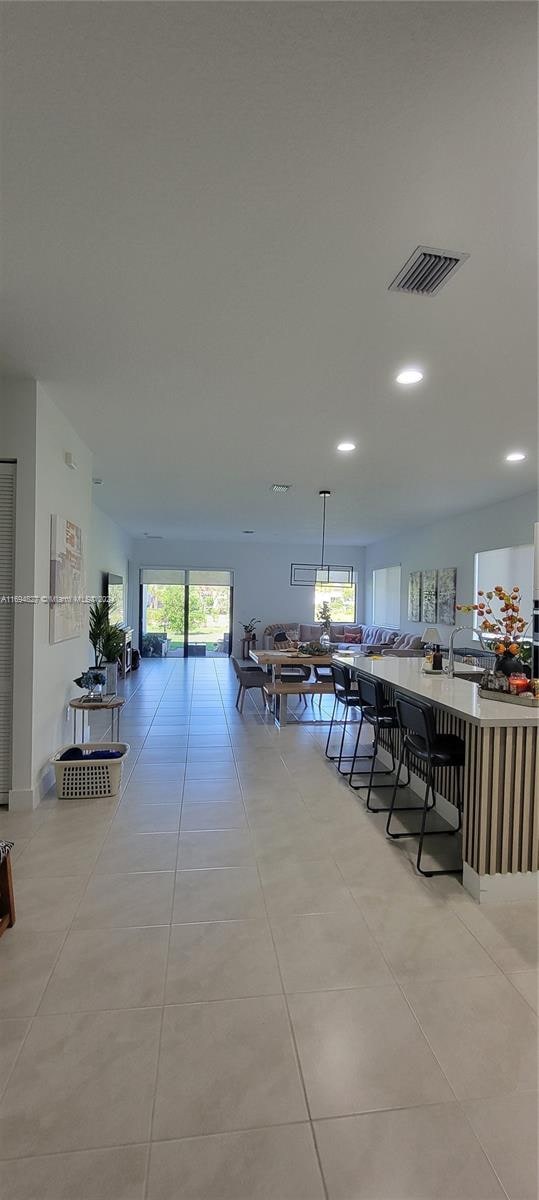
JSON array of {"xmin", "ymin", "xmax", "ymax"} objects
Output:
[{"xmin": 139, "ymin": 569, "xmax": 233, "ymax": 659}]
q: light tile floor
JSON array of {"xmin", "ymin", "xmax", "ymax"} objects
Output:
[{"xmin": 0, "ymin": 658, "xmax": 537, "ymax": 1199}]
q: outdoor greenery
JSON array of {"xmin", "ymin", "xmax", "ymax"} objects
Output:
[
  {"xmin": 314, "ymin": 583, "xmax": 356, "ymax": 623},
  {"xmin": 144, "ymin": 584, "xmax": 230, "ymax": 648}
]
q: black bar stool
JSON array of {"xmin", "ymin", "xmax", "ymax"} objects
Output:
[
  {"xmin": 324, "ymin": 663, "xmax": 362, "ymax": 775},
  {"xmin": 348, "ymin": 674, "xmax": 414, "ymax": 812},
  {"xmin": 386, "ymin": 693, "xmax": 464, "ymax": 876}
]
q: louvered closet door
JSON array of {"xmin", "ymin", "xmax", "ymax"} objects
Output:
[{"xmin": 0, "ymin": 463, "xmax": 16, "ymax": 804}]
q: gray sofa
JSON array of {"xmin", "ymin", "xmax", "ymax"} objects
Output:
[{"xmin": 262, "ymin": 623, "xmax": 423, "ymax": 656}]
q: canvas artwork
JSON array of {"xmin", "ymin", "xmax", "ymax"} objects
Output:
[
  {"xmin": 408, "ymin": 570, "xmax": 422, "ymax": 622},
  {"xmin": 49, "ymin": 515, "xmax": 84, "ymax": 643},
  {"xmin": 437, "ymin": 566, "xmax": 457, "ymax": 625},
  {"xmin": 421, "ymin": 569, "xmax": 438, "ymax": 624}
]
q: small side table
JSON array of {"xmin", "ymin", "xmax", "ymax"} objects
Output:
[
  {"xmin": 240, "ymin": 635, "xmax": 256, "ymax": 659},
  {"xmin": 69, "ymin": 697, "xmax": 125, "ymax": 743}
]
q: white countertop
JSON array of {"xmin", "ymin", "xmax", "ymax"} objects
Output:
[{"xmin": 333, "ymin": 654, "xmax": 539, "ymax": 728}]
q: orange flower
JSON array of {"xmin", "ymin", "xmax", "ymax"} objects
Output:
[{"xmin": 509, "ymin": 643, "xmax": 519, "ymax": 654}]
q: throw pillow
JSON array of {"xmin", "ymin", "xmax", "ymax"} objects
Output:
[{"xmin": 344, "ymin": 630, "xmax": 363, "ymax": 643}]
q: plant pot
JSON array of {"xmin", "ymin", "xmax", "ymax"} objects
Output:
[{"xmin": 103, "ymin": 661, "xmax": 118, "ymax": 695}]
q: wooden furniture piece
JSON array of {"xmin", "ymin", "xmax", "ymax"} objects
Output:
[
  {"xmin": 240, "ymin": 634, "xmax": 256, "ymax": 659},
  {"xmin": 0, "ymin": 841, "xmax": 15, "ymax": 937},
  {"xmin": 121, "ymin": 628, "xmax": 133, "ymax": 677},
  {"xmin": 69, "ymin": 696, "xmax": 125, "ymax": 743},
  {"xmin": 335, "ymin": 654, "xmax": 539, "ymax": 903},
  {"xmin": 249, "ymin": 649, "xmax": 335, "ymax": 726},
  {"xmin": 263, "ymin": 678, "xmax": 334, "ymax": 726}
]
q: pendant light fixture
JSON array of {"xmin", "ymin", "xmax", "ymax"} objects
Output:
[{"xmin": 290, "ymin": 490, "xmax": 354, "ymax": 586}]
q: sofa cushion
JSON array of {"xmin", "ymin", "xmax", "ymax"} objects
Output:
[
  {"xmin": 393, "ymin": 633, "xmax": 423, "ymax": 650},
  {"xmin": 342, "ymin": 630, "xmax": 363, "ymax": 643}
]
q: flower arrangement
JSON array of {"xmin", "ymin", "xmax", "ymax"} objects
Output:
[
  {"xmin": 73, "ymin": 669, "xmax": 106, "ymax": 695},
  {"xmin": 457, "ymin": 584, "xmax": 528, "ymax": 654}
]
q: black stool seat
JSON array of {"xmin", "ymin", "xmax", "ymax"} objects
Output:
[
  {"xmin": 407, "ymin": 732, "xmax": 465, "ymax": 767},
  {"xmin": 386, "ymin": 693, "xmax": 464, "ymax": 877},
  {"xmin": 362, "ymin": 704, "xmax": 398, "ymax": 728}
]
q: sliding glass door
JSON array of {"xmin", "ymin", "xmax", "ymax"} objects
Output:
[{"xmin": 140, "ymin": 569, "xmax": 233, "ymax": 658}]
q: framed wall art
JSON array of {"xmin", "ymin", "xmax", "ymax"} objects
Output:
[
  {"xmin": 437, "ymin": 566, "xmax": 457, "ymax": 625},
  {"xmin": 408, "ymin": 570, "xmax": 422, "ymax": 622},
  {"xmin": 421, "ymin": 569, "xmax": 438, "ymax": 625}
]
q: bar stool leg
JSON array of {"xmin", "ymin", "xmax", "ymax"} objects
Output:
[{"xmin": 324, "ymin": 696, "xmax": 338, "ymax": 759}]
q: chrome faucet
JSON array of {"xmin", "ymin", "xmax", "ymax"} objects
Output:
[{"xmin": 444, "ymin": 625, "xmax": 469, "ymax": 677}]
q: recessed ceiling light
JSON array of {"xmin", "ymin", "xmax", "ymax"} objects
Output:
[
  {"xmin": 505, "ymin": 451, "xmax": 526, "ymax": 462},
  {"xmin": 242, "ymin": 530, "xmax": 255, "ymax": 534},
  {"xmin": 271, "ymin": 483, "xmax": 291, "ymax": 493},
  {"xmin": 396, "ymin": 367, "xmax": 424, "ymax": 385},
  {"xmin": 92, "ymin": 477, "xmax": 104, "ymax": 486},
  {"xmin": 143, "ymin": 532, "xmax": 164, "ymax": 539},
  {"xmin": 337, "ymin": 441, "xmax": 356, "ymax": 453}
]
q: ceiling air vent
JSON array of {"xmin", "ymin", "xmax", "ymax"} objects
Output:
[
  {"xmin": 388, "ymin": 246, "xmax": 469, "ymax": 296},
  {"xmin": 271, "ymin": 483, "xmax": 291, "ymax": 493}
]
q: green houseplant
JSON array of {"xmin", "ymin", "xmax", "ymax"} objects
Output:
[{"xmin": 88, "ymin": 599, "xmax": 125, "ymax": 693}]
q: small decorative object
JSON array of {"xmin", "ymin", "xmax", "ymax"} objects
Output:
[
  {"xmin": 239, "ymin": 618, "xmax": 260, "ymax": 638},
  {"xmin": 421, "ymin": 570, "xmax": 438, "ymax": 624},
  {"xmin": 457, "ymin": 583, "xmax": 531, "ymax": 680},
  {"xmin": 437, "ymin": 567, "xmax": 457, "ymax": 625},
  {"xmin": 508, "ymin": 673, "xmax": 529, "ymax": 696},
  {"xmin": 317, "ymin": 600, "xmax": 332, "ymax": 647},
  {"xmin": 74, "ymin": 669, "xmax": 106, "ymax": 700},
  {"xmin": 408, "ymin": 571, "xmax": 422, "ymax": 622},
  {"xmin": 297, "ymin": 641, "xmax": 329, "ymax": 656}
]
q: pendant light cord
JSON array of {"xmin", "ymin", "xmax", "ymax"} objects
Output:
[{"xmin": 320, "ymin": 491, "xmax": 327, "ymax": 568}]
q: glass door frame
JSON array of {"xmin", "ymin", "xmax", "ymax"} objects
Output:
[{"xmin": 139, "ymin": 574, "xmax": 234, "ymax": 658}]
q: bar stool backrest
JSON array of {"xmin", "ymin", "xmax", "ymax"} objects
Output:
[
  {"xmin": 357, "ymin": 674, "xmax": 386, "ymax": 713},
  {"xmin": 395, "ymin": 694, "xmax": 437, "ymax": 748},
  {"xmin": 331, "ymin": 662, "xmax": 351, "ymax": 700},
  {"xmin": 231, "ymin": 656, "xmax": 241, "ymax": 680}
]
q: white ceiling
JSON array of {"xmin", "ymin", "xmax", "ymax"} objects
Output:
[{"xmin": 1, "ymin": 2, "xmax": 537, "ymax": 544}]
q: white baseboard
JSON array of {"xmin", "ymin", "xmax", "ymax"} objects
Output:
[
  {"xmin": 8, "ymin": 786, "xmax": 40, "ymax": 812},
  {"xmin": 463, "ymin": 863, "xmax": 539, "ymax": 904}
]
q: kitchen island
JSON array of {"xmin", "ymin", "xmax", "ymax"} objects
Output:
[{"xmin": 334, "ymin": 654, "xmax": 538, "ymax": 903}]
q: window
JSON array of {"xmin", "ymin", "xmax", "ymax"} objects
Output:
[
  {"xmin": 473, "ymin": 545, "xmax": 533, "ymax": 638},
  {"xmin": 372, "ymin": 565, "xmax": 401, "ymax": 628},
  {"xmin": 314, "ymin": 581, "xmax": 356, "ymax": 623}
]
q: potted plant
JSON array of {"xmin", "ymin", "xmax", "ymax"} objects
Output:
[
  {"xmin": 239, "ymin": 618, "xmax": 260, "ymax": 640},
  {"xmin": 317, "ymin": 600, "xmax": 332, "ymax": 648},
  {"xmin": 457, "ymin": 584, "xmax": 530, "ymax": 678},
  {"xmin": 88, "ymin": 599, "xmax": 125, "ymax": 692}
]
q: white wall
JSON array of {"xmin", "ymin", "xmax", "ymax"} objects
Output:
[
  {"xmin": 88, "ymin": 503, "xmax": 133, "ymax": 610},
  {"xmin": 2, "ymin": 380, "xmax": 134, "ymax": 806},
  {"xmin": 364, "ymin": 491, "xmax": 538, "ymax": 644},
  {"xmin": 32, "ymin": 387, "xmax": 94, "ymax": 797},
  {"xmin": 131, "ymin": 537, "xmax": 365, "ymax": 653},
  {"xmin": 2, "ymin": 379, "xmax": 38, "ymax": 803}
]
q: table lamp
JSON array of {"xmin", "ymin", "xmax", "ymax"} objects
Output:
[{"xmin": 422, "ymin": 627, "xmax": 441, "ymax": 649}]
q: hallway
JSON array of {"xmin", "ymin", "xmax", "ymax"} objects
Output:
[{"xmin": 0, "ymin": 659, "xmax": 536, "ymax": 1199}]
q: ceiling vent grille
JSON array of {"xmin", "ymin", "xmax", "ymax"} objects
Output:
[
  {"xmin": 271, "ymin": 483, "xmax": 291, "ymax": 493},
  {"xmin": 388, "ymin": 246, "xmax": 469, "ymax": 296}
]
